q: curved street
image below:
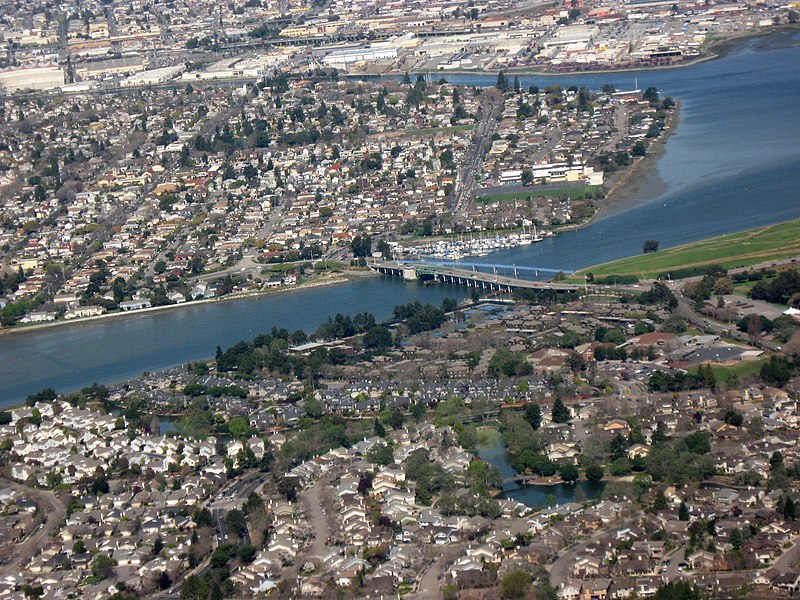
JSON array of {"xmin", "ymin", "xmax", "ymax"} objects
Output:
[{"xmin": 0, "ymin": 479, "xmax": 66, "ymax": 578}]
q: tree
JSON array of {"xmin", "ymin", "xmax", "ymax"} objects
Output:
[
  {"xmin": 363, "ymin": 325, "xmax": 392, "ymax": 350},
  {"xmin": 501, "ymin": 570, "xmax": 532, "ymax": 599},
  {"xmin": 25, "ymin": 388, "xmax": 56, "ymax": 407},
  {"xmin": 443, "ymin": 584, "xmax": 459, "ymax": 600},
  {"xmin": 524, "ymin": 403, "xmax": 542, "ymax": 430},
  {"xmin": 367, "ymin": 442, "xmax": 394, "ymax": 465},
  {"xmin": 496, "ymin": 70, "xmax": 509, "ymax": 92},
  {"xmin": 679, "ymin": 500, "xmax": 689, "ymax": 521},
  {"xmin": 351, "ymin": 234, "xmax": 372, "ymax": 258},
  {"xmin": 238, "ymin": 544, "xmax": 257, "ymax": 563},
  {"xmin": 585, "ymin": 464, "xmax": 604, "ymax": 483},
  {"xmin": 770, "ymin": 451, "xmax": 784, "ymax": 470},
  {"xmin": 228, "ymin": 416, "xmax": 250, "ymax": 437},
  {"xmin": 651, "ymin": 489, "xmax": 668, "ymax": 512},
  {"xmin": 783, "ymin": 495, "xmax": 796, "ymax": 521},
  {"xmin": 653, "ymin": 582, "xmax": 702, "ymax": 600},
  {"xmin": 643, "ymin": 87, "xmax": 660, "ymax": 104},
  {"xmin": 91, "ymin": 554, "xmax": 116, "ymax": 580},
  {"xmin": 559, "ymin": 464, "xmax": 579, "ymax": 483},
  {"xmin": 145, "ymin": 530, "xmax": 162, "ymax": 552},
  {"xmin": 225, "ymin": 509, "xmax": 247, "ymax": 538},
  {"xmin": 277, "ymin": 477, "xmax": 299, "ymax": 502},
  {"xmin": 761, "ymin": 356, "xmax": 793, "ymax": 387},
  {"xmin": 724, "ymin": 409, "xmax": 743, "ymax": 427},
  {"xmin": 643, "ymin": 239, "xmax": 659, "ymax": 254},
  {"xmin": 551, "ymin": 397, "xmax": 571, "ymax": 423},
  {"xmin": 683, "ymin": 432, "xmax": 710, "ymax": 455}
]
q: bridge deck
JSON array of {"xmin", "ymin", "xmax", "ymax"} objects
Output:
[{"xmin": 371, "ymin": 260, "xmax": 580, "ymax": 292}]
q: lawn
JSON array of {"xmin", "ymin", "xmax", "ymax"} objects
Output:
[
  {"xmin": 400, "ymin": 124, "xmax": 474, "ymax": 136},
  {"xmin": 575, "ymin": 219, "xmax": 800, "ymax": 280},
  {"xmin": 688, "ymin": 359, "xmax": 765, "ymax": 387},
  {"xmin": 732, "ymin": 274, "xmax": 776, "ymax": 297},
  {"xmin": 477, "ymin": 185, "xmax": 600, "ymax": 203}
]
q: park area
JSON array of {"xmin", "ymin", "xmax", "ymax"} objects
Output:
[{"xmin": 575, "ymin": 219, "xmax": 800, "ymax": 281}]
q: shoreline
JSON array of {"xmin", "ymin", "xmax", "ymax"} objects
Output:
[
  {"xmin": 349, "ymin": 24, "xmax": 800, "ymax": 80},
  {"xmin": 0, "ymin": 29, "xmax": 794, "ymax": 339},
  {"xmin": 547, "ymin": 98, "xmax": 681, "ymax": 236},
  {"xmin": 598, "ymin": 98, "xmax": 680, "ymax": 215},
  {"xmin": 0, "ymin": 89, "xmax": 682, "ymax": 334},
  {"xmin": 0, "ymin": 272, "xmax": 358, "ymax": 338}
]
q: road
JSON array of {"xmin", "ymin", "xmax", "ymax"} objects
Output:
[
  {"xmin": 407, "ymin": 544, "xmax": 465, "ymax": 599},
  {"xmin": 773, "ymin": 536, "xmax": 800, "ymax": 572},
  {"xmin": 661, "ymin": 547, "xmax": 686, "ymax": 581},
  {"xmin": 157, "ymin": 471, "xmax": 268, "ymax": 598},
  {"xmin": 600, "ymin": 103, "xmax": 630, "ymax": 153},
  {"xmin": 452, "ymin": 96, "xmax": 501, "ymax": 214},
  {"xmin": 668, "ymin": 281, "xmax": 783, "ymax": 353},
  {"xmin": 658, "ymin": 254, "xmax": 800, "ymax": 354},
  {"xmin": 548, "ymin": 517, "xmax": 635, "ymax": 587},
  {"xmin": 0, "ymin": 479, "xmax": 66, "ymax": 577},
  {"xmin": 298, "ymin": 478, "xmax": 330, "ymax": 560}
]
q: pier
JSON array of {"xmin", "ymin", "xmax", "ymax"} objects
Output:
[{"xmin": 371, "ymin": 260, "xmax": 581, "ymax": 294}]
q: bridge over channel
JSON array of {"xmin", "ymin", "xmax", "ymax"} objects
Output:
[{"xmin": 371, "ymin": 260, "xmax": 581, "ymax": 294}]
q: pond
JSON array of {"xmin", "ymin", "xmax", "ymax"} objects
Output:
[{"xmin": 477, "ymin": 429, "xmax": 605, "ymax": 507}]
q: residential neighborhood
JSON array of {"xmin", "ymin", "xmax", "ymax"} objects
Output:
[{"xmin": 2, "ymin": 273, "xmax": 800, "ymax": 597}]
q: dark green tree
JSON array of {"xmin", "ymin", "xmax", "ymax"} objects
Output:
[
  {"xmin": 585, "ymin": 464, "xmax": 604, "ymax": 483},
  {"xmin": 496, "ymin": 70, "xmax": 509, "ymax": 92},
  {"xmin": 559, "ymin": 464, "xmax": 579, "ymax": 483},
  {"xmin": 524, "ymin": 403, "xmax": 542, "ymax": 430},
  {"xmin": 551, "ymin": 397, "xmax": 571, "ymax": 423}
]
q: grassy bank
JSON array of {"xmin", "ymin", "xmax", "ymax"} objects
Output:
[
  {"xmin": 574, "ymin": 219, "xmax": 800, "ymax": 280},
  {"xmin": 477, "ymin": 185, "xmax": 601, "ymax": 203}
]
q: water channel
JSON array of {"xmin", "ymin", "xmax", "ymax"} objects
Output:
[{"xmin": 1, "ymin": 33, "xmax": 799, "ymax": 406}]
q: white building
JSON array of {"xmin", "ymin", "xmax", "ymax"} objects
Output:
[
  {"xmin": 321, "ymin": 45, "xmax": 399, "ymax": 68},
  {"xmin": 0, "ymin": 65, "xmax": 65, "ymax": 92}
]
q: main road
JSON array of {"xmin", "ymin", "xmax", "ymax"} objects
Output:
[
  {"xmin": 0, "ymin": 479, "xmax": 66, "ymax": 578},
  {"xmin": 452, "ymin": 95, "xmax": 501, "ymax": 215}
]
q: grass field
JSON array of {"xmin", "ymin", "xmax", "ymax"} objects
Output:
[
  {"xmin": 477, "ymin": 185, "xmax": 601, "ymax": 203},
  {"xmin": 688, "ymin": 359, "xmax": 764, "ymax": 386},
  {"xmin": 575, "ymin": 220, "xmax": 800, "ymax": 280},
  {"xmin": 400, "ymin": 124, "xmax": 474, "ymax": 136}
]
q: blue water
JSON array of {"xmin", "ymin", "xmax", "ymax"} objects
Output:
[
  {"xmin": 478, "ymin": 438, "xmax": 605, "ymax": 507},
  {"xmin": 444, "ymin": 34, "xmax": 800, "ymax": 271},
  {"xmin": 1, "ymin": 33, "xmax": 799, "ymax": 407},
  {"xmin": 0, "ymin": 278, "xmax": 468, "ymax": 406}
]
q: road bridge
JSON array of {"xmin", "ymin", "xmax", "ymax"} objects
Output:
[{"xmin": 371, "ymin": 260, "xmax": 581, "ymax": 294}]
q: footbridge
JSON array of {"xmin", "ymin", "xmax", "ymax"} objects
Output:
[{"xmin": 371, "ymin": 260, "xmax": 581, "ymax": 293}]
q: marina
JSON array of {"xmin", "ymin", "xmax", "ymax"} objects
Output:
[{"xmin": 393, "ymin": 226, "xmax": 547, "ymax": 261}]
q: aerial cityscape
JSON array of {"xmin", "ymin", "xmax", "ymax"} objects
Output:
[{"xmin": 0, "ymin": 0, "xmax": 799, "ymax": 598}]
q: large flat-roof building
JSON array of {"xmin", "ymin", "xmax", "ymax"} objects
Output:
[{"xmin": 0, "ymin": 65, "xmax": 65, "ymax": 92}]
